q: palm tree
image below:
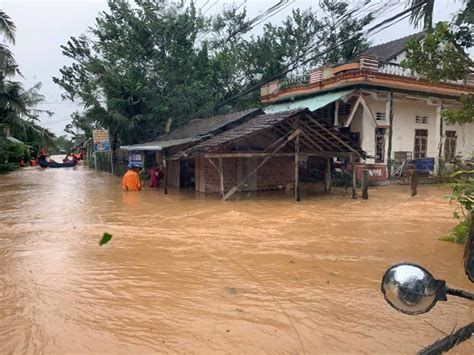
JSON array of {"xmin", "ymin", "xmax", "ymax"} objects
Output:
[
  {"xmin": 0, "ymin": 11, "xmax": 53, "ymax": 144},
  {"xmin": 0, "ymin": 81, "xmax": 53, "ymax": 141},
  {"xmin": 406, "ymin": 0, "xmax": 435, "ymax": 31},
  {"xmin": 0, "ymin": 10, "xmax": 17, "ymax": 78}
]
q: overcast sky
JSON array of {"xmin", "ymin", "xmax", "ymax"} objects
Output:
[{"xmin": 1, "ymin": 0, "xmax": 466, "ymax": 136}]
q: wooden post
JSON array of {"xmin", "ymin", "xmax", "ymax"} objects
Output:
[
  {"xmin": 410, "ymin": 167, "xmax": 419, "ymax": 197},
  {"xmin": 164, "ymin": 157, "xmax": 169, "ymax": 195},
  {"xmin": 325, "ymin": 157, "xmax": 332, "ymax": 194},
  {"xmin": 218, "ymin": 156, "xmax": 224, "ymax": 199},
  {"xmin": 351, "ymin": 154, "xmax": 357, "ymax": 199},
  {"xmin": 362, "ymin": 168, "xmax": 369, "ymax": 200},
  {"xmin": 295, "ymin": 131, "xmax": 300, "ymax": 201},
  {"xmin": 223, "ymin": 129, "xmax": 301, "ymax": 201},
  {"xmin": 109, "ymin": 150, "xmax": 114, "ymax": 176},
  {"xmin": 387, "ymin": 90, "xmax": 394, "ymax": 177}
]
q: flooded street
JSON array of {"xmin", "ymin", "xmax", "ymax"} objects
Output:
[{"xmin": 0, "ymin": 166, "xmax": 473, "ymax": 354}]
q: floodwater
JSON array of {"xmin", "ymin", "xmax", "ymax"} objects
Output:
[{"xmin": 0, "ymin": 165, "xmax": 473, "ymax": 354}]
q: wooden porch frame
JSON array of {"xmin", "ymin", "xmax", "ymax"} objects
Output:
[{"xmin": 222, "ymin": 129, "xmax": 301, "ymax": 201}]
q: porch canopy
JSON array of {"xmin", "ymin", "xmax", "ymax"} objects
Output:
[
  {"xmin": 179, "ymin": 108, "xmax": 366, "ymax": 201},
  {"xmin": 263, "ymin": 89, "xmax": 354, "ymax": 113}
]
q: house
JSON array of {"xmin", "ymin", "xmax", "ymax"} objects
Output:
[
  {"xmin": 121, "ymin": 108, "xmax": 366, "ymax": 200},
  {"xmin": 260, "ymin": 33, "xmax": 474, "ymax": 181},
  {"xmin": 120, "ymin": 108, "xmax": 263, "ymax": 190}
]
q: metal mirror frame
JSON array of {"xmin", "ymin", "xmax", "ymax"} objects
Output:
[{"xmin": 381, "ymin": 262, "xmax": 445, "ymax": 315}]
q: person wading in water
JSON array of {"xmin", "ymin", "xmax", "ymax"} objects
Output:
[
  {"xmin": 148, "ymin": 162, "xmax": 164, "ymax": 188},
  {"xmin": 122, "ymin": 165, "xmax": 142, "ymax": 191}
]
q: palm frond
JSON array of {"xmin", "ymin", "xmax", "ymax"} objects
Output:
[
  {"xmin": 406, "ymin": 0, "xmax": 434, "ymax": 30},
  {"xmin": 0, "ymin": 10, "xmax": 16, "ymax": 44},
  {"xmin": 0, "ymin": 43, "xmax": 18, "ymax": 77}
]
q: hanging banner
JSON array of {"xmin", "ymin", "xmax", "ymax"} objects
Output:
[{"xmin": 92, "ymin": 129, "xmax": 111, "ymax": 152}]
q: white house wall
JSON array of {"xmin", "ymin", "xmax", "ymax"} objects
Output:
[
  {"xmin": 391, "ymin": 99, "xmax": 438, "ymax": 158},
  {"xmin": 388, "ymin": 51, "xmax": 407, "ymax": 65},
  {"xmin": 355, "ymin": 95, "xmax": 474, "ymax": 166},
  {"xmin": 444, "ymin": 121, "xmax": 474, "ymax": 159},
  {"xmin": 349, "ymin": 103, "xmax": 377, "ymax": 162}
]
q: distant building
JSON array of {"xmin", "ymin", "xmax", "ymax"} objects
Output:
[{"xmin": 260, "ymin": 33, "xmax": 474, "ymax": 180}]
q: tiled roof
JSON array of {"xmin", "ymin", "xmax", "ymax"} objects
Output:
[
  {"xmin": 360, "ymin": 32, "xmax": 424, "ymax": 62},
  {"xmin": 181, "ymin": 108, "xmax": 366, "ymax": 158},
  {"xmin": 186, "ymin": 109, "xmax": 304, "ymax": 153},
  {"xmin": 120, "ymin": 108, "xmax": 262, "ymax": 151},
  {"xmin": 166, "ymin": 108, "xmax": 262, "ymax": 140}
]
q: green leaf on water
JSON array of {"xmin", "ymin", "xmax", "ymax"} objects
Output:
[{"xmin": 99, "ymin": 232, "xmax": 112, "ymax": 246}]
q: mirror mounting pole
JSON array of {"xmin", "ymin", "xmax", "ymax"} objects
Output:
[{"xmin": 446, "ymin": 287, "xmax": 474, "ymax": 301}]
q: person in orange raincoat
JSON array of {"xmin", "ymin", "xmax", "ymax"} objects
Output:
[{"xmin": 122, "ymin": 165, "xmax": 142, "ymax": 191}]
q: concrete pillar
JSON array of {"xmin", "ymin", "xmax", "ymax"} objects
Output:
[{"xmin": 434, "ymin": 104, "xmax": 444, "ymax": 175}]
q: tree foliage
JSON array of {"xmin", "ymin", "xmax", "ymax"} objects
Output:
[
  {"xmin": 403, "ymin": 22, "xmax": 473, "ymax": 82},
  {"xmin": 406, "ymin": 0, "xmax": 435, "ymax": 30},
  {"xmin": 402, "ymin": 1, "xmax": 474, "ymax": 126},
  {"xmin": 54, "ymin": 0, "xmax": 373, "ymax": 147},
  {"xmin": 403, "ymin": 0, "xmax": 474, "ymax": 242},
  {"xmin": 0, "ymin": 11, "xmax": 54, "ymax": 169}
]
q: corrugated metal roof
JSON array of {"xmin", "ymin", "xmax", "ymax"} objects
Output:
[
  {"xmin": 6, "ymin": 136, "xmax": 24, "ymax": 144},
  {"xmin": 263, "ymin": 90, "xmax": 354, "ymax": 114},
  {"xmin": 120, "ymin": 137, "xmax": 199, "ymax": 151}
]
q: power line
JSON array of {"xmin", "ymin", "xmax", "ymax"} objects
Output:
[
  {"xmin": 202, "ymin": 0, "xmax": 218, "ymax": 15},
  {"xmin": 213, "ymin": 0, "xmax": 428, "ymax": 110},
  {"xmin": 211, "ymin": 0, "xmax": 384, "ymax": 105},
  {"xmin": 40, "ymin": 117, "xmax": 72, "ymax": 126},
  {"xmin": 198, "ymin": 0, "xmax": 290, "ymax": 43}
]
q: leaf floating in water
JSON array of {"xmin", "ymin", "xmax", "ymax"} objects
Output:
[{"xmin": 99, "ymin": 232, "xmax": 112, "ymax": 246}]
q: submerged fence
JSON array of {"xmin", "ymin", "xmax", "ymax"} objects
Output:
[{"xmin": 83, "ymin": 143, "xmax": 128, "ymax": 177}]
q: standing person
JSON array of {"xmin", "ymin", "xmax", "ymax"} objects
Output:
[
  {"xmin": 408, "ymin": 163, "xmax": 419, "ymax": 197},
  {"xmin": 38, "ymin": 148, "xmax": 47, "ymax": 160},
  {"xmin": 122, "ymin": 165, "xmax": 142, "ymax": 191},
  {"xmin": 156, "ymin": 164, "xmax": 164, "ymax": 187},
  {"xmin": 148, "ymin": 163, "xmax": 159, "ymax": 188}
]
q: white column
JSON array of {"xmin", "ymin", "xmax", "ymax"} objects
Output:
[{"xmin": 434, "ymin": 104, "xmax": 443, "ymax": 175}]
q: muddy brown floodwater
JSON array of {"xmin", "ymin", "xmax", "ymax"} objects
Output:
[{"xmin": 0, "ymin": 165, "xmax": 473, "ymax": 354}]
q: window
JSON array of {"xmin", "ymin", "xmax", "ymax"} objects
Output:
[
  {"xmin": 415, "ymin": 115, "xmax": 428, "ymax": 124},
  {"xmin": 414, "ymin": 129, "xmax": 428, "ymax": 159},
  {"xmin": 444, "ymin": 130, "xmax": 457, "ymax": 161},
  {"xmin": 376, "ymin": 112, "xmax": 386, "ymax": 121},
  {"xmin": 314, "ymin": 104, "xmax": 335, "ymax": 125},
  {"xmin": 338, "ymin": 102, "xmax": 352, "ymax": 116},
  {"xmin": 375, "ymin": 128, "xmax": 386, "ymax": 163}
]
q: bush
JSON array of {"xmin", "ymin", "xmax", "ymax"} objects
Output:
[
  {"xmin": 0, "ymin": 140, "xmax": 27, "ymax": 164},
  {"xmin": 442, "ymin": 169, "xmax": 473, "ymax": 244},
  {"xmin": 441, "ymin": 217, "xmax": 471, "ymax": 244},
  {"xmin": 0, "ymin": 163, "xmax": 20, "ymax": 174}
]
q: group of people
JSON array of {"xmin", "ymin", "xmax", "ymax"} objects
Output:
[{"xmin": 122, "ymin": 162, "xmax": 164, "ymax": 192}]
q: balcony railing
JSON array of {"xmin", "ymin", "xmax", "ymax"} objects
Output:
[
  {"xmin": 378, "ymin": 62, "xmax": 418, "ymax": 78},
  {"xmin": 261, "ymin": 55, "xmax": 474, "ymax": 97}
]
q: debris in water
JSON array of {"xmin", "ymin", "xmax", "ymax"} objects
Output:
[
  {"xmin": 99, "ymin": 232, "xmax": 113, "ymax": 246},
  {"xmin": 225, "ymin": 287, "xmax": 237, "ymax": 295}
]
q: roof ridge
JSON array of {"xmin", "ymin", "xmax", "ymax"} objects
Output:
[{"xmin": 366, "ymin": 32, "xmax": 424, "ymax": 51}]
